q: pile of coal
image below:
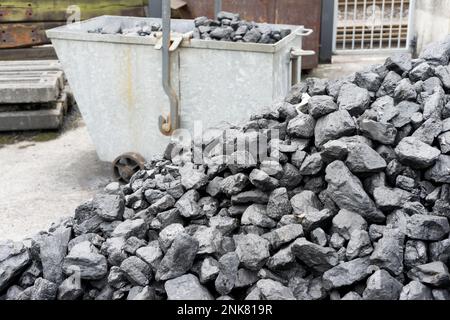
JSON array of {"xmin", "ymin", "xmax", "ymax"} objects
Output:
[
  {"xmin": 192, "ymin": 11, "xmax": 291, "ymax": 43},
  {"xmin": 2, "ymin": 37, "xmax": 450, "ymax": 301},
  {"xmin": 88, "ymin": 12, "xmax": 291, "ymax": 44},
  {"xmin": 88, "ymin": 21, "xmax": 162, "ymax": 36}
]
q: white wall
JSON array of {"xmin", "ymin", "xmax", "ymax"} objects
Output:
[{"xmin": 415, "ymin": 0, "xmax": 450, "ymax": 54}]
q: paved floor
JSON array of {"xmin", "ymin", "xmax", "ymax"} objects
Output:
[
  {"xmin": 0, "ymin": 123, "xmax": 112, "ymax": 241},
  {"xmin": 307, "ymin": 54, "xmax": 390, "ymax": 80},
  {"xmin": 0, "ymin": 54, "xmax": 392, "ymax": 241}
]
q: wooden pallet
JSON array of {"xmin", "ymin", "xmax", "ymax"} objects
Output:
[{"xmin": 0, "ymin": 60, "xmax": 70, "ymax": 131}]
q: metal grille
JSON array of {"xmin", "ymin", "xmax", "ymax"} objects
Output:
[{"xmin": 333, "ymin": 0, "xmax": 415, "ymax": 53}]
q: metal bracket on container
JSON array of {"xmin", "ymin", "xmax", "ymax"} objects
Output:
[
  {"xmin": 290, "ymin": 28, "xmax": 315, "ymax": 85},
  {"xmin": 290, "ymin": 48, "xmax": 315, "ymax": 86},
  {"xmin": 158, "ymin": 0, "xmax": 180, "ymax": 136},
  {"xmin": 296, "ymin": 28, "xmax": 314, "ymax": 37}
]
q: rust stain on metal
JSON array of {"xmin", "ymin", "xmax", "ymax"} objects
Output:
[{"xmin": 0, "ymin": 22, "xmax": 62, "ymax": 49}]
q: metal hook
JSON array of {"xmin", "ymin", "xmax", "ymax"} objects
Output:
[{"xmin": 159, "ymin": 0, "xmax": 180, "ymax": 136}]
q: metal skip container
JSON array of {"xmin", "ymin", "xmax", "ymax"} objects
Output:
[{"xmin": 46, "ymin": 15, "xmax": 313, "ymax": 162}]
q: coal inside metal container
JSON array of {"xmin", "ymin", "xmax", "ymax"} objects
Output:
[{"xmin": 47, "ymin": 16, "xmax": 312, "ymax": 162}]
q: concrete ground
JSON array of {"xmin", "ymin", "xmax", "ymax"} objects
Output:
[
  {"xmin": 0, "ymin": 53, "xmax": 391, "ymax": 242},
  {"xmin": 306, "ymin": 54, "xmax": 390, "ymax": 80},
  {"xmin": 0, "ymin": 118, "xmax": 112, "ymax": 241}
]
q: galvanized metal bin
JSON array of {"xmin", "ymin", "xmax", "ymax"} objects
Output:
[{"xmin": 47, "ymin": 16, "xmax": 312, "ymax": 162}]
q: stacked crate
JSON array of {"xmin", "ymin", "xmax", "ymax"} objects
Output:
[{"xmin": 0, "ymin": 60, "xmax": 70, "ymax": 131}]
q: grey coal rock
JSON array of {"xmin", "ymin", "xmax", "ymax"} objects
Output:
[
  {"xmin": 249, "ymin": 169, "xmax": 279, "ymax": 191},
  {"xmin": 39, "ymin": 226, "xmax": 71, "ymax": 285},
  {"xmin": 158, "ymin": 223, "xmax": 185, "ymax": 252},
  {"xmin": 262, "ymin": 224, "xmax": 304, "ymax": 250},
  {"xmin": 395, "ymin": 137, "xmax": 441, "ymax": 169},
  {"xmin": 266, "ymin": 188, "xmax": 292, "ymax": 220},
  {"xmin": 310, "ymin": 228, "xmax": 328, "ymax": 247},
  {"xmin": 321, "ymin": 140, "xmax": 349, "ymax": 162},
  {"xmin": 308, "ymin": 95, "xmax": 338, "ymax": 119},
  {"xmin": 290, "ymin": 190, "xmax": 323, "ymax": 215},
  {"xmin": 291, "ymin": 238, "xmax": 339, "ymax": 273},
  {"xmin": 297, "ymin": 208, "xmax": 333, "ymax": 233},
  {"xmin": 373, "ymin": 186, "xmax": 412, "ymax": 212},
  {"xmin": 419, "ymin": 36, "xmax": 450, "ymax": 65},
  {"xmin": 345, "ymin": 141, "xmax": 387, "ymax": 173},
  {"xmin": 307, "ymin": 78, "xmax": 328, "ymax": 96},
  {"xmin": 409, "ymin": 63, "xmax": 434, "ymax": 82},
  {"xmin": 315, "ymin": 110, "xmax": 356, "ymax": 147},
  {"xmin": 231, "ymin": 190, "xmax": 269, "ymax": 205},
  {"xmin": 57, "ymin": 274, "xmax": 83, "ymax": 300},
  {"xmin": 429, "ymin": 239, "xmax": 450, "ymax": 264},
  {"xmin": 165, "ymin": 274, "xmax": 213, "ymax": 300},
  {"xmin": 241, "ymin": 204, "xmax": 277, "ymax": 229},
  {"xmin": 243, "ymin": 28, "xmax": 262, "ymax": 43},
  {"xmin": 193, "ymin": 226, "xmax": 222, "ymax": 255},
  {"xmin": 156, "ymin": 233, "xmax": 199, "ymax": 281},
  {"xmin": 341, "ymin": 292, "xmax": 363, "ymax": 300},
  {"xmin": 355, "ymin": 71, "xmax": 382, "ymax": 92},
  {"xmin": 62, "ymin": 241, "xmax": 108, "ymax": 280},
  {"xmin": 407, "ymin": 262, "xmax": 450, "ymax": 287},
  {"xmin": 385, "ymin": 53, "xmax": 413, "ymax": 74},
  {"xmin": 0, "ymin": 240, "xmax": 31, "ymax": 292},
  {"xmin": 112, "ymin": 219, "xmax": 147, "ymax": 239},
  {"xmin": 220, "ymin": 173, "xmax": 249, "ymax": 196},
  {"xmin": 399, "ymin": 281, "xmax": 433, "ymax": 300},
  {"xmin": 435, "ymin": 65, "xmax": 450, "ymax": 90},
  {"xmin": 331, "ymin": 209, "xmax": 368, "ymax": 240},
  {"xmin": 412, "ymin": 118, "xmax": 443, "ymax": 145},
  {"xmin": 404, "ymin": 240, "xmax": 428, "ymax": 269},
  {"xmin": 199, "ymin": 257, "xmax": 220, "ymax": 284},
  {"xmin": 175, "ymin": 190, "xmax": 202, "ymax": 218},
  {"xmin": 209, "ymin": 215, "xmax": 239, "ymax": 235},
  {"xmin": 391, "ymin": 101, "xmax": 421, "ymax": 128},
  {"xmin": 406, "ymin": 214, "xmax": 450, "ymax": 241},
  {"xmin": 287, "ymin": 113, "xmax": 316, "ymax": 138},
  {"xmin": 299, "ymin": 153, "xmax": 324, "ymax": 175},
  {"xmin": 179, "ymin": 165, "xmax": 208, "ymax": 190},
  {"xmin": 370, "ymin": 228, "xmax": 404, "ymax": 276},
  {"xmin": 215, "ymin": 252, "xmax": 239, "ymax": 295},
  {"xmin": 120, "ymin": 256, "xmax": 152, "ymax": 286},
  {"xmin": 337, "ymin": 83, "xmax": 371, "ymax": 116},
  {"xmin": 30, "ymin": 278, "xmax": 58, "ymax": 300},
  {"xmin": 346, "ymin": 230, "xmax": 373, "ymax": 260},
  {"xmin": 426, "ymin": 155, "xmax": 450, "ymax": 183},
  {"xmin": 377, "ymin": 71, "xmax": 402, "ymax": 97},
  {"xmin": 362, "ymin": 270, "xmax": 403, "ymax": 300},
  {"xmin": 266, "ymin": 245, "xmax": 295, "ymax": 270},
  {"xmin": 322, "ymin": 257, "xmax": 372, "ymax": 290},
  {"xmin": 394, "ymin": 78, "xmax": 417, "ymax": 101},
  {"xmin": 92, "ymin": 194, "xmax": 124, "ymax": 221},
  {"xmin": 256, "ymin": 279, "xmax": 296, "ymax": 300},
  {"xmin": 359, "ymin": 119, "xmax": 397, "ymax": 145},
  {"xmin": 234, "ymin": 234, "xmax": 270, "ymax": 271},
  {"xmin": 325, "ymin": 161, "xmax": 385, "ymax": 223}
]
